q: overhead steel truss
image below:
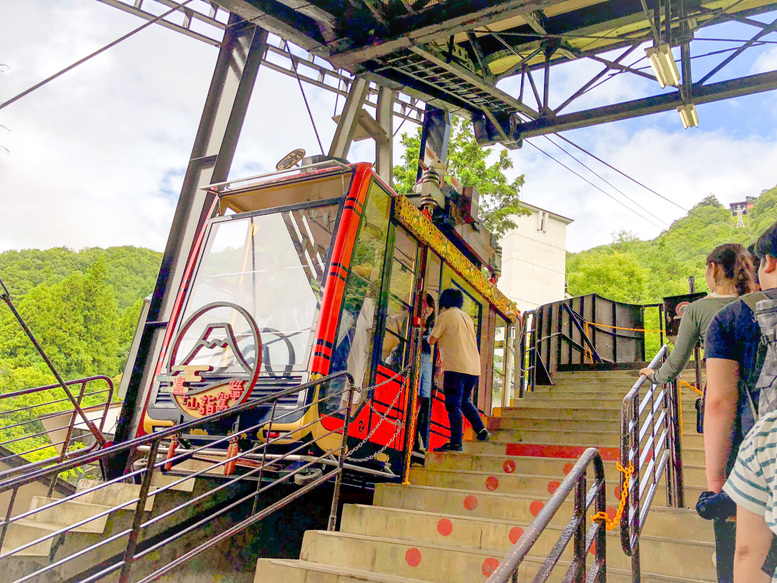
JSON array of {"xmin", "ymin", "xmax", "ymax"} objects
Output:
[
  {"xmin": 99, "ymin": 0, "xmax": 777, "ymax": 148},
  {"xmin": 210, "ymin": 0, "xmax": 777, "ymax": 146},
  {"xmin": 96, "ymin": 0, "xmax": 425, "ymax": 125}
]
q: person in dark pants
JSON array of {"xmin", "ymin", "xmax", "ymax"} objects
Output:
[
  {"xmin": 415, "ymin": 293, "xmax": 435, "ymax": 451},
  {"xmin": 429, "ymin": 288, "xmax": 489, "ymax": 452},
  {"xmin": 705, "ymin": 223, "xmax": 776, "ymax": 583}
]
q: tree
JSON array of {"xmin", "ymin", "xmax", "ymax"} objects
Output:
[
  {"xmin": 393, "ymin": 117, "xmax": 527, "ymax": 237},
  {"xmin": 0, "ymin": 258, "xmax": 121, "ymax": 378}
]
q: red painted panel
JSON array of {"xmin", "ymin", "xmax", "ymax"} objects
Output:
[{"xmin": 504, "ymin": 443, "xmax": 620, "ymax": 462}]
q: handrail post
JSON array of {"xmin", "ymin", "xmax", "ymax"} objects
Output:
[
  {"xmin": 669, "ymin": 379, "xmax": 685, "ymax": 507},
  {"xmin": 328, "ymin": 378, "xmax": 355, "ymax": 531},
  {"xmin": 573, "ymin": 467, "xmax": 586, "ymax": 583},
  {"xmin": 119, "ymin": 439, "xmax": 160, "ymax": 583}
]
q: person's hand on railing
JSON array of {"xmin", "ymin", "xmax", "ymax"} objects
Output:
[{"xmin": 639, "ymin": 367, "xmax": 656, "ymax": 384}]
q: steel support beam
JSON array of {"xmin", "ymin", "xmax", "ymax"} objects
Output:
[
  {"xmin": 112, "ymin": 16, "xmax": 268, "ymax": 463},
  {"xmin": 375, "ymin": 85, "xmax": 394, "ymax": 184},
  {"xmin": 515, "ymin": 70, "xmax": 777, "ymax": 138},
  {"xmin": 328, "ymin": 77, "xmax": 369, "ymax": 159}
]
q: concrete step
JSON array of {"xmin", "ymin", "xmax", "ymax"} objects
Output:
[
  {"xmin": 340, "ymin": 504, "xmax": 715, "ymax": 579},
  {"xmin": 27, "ymin": 496, "xmax": 110, "ymax": 534},
  {"xmin": 423, "ymin": 451, "xmax": 706, "ymax": 485},
  {"xmin": 374, "ymin": 483, "xmax": 711, "ymax": 543},
  {"xmin": 507, "ymin": 397, "xmax": 698, "ymax": 412},
  {"xmin": 298, "ymin": 527, "xmax": 715, "ymax": 583},
  {"xmin": 489, "ymin": 415, "xmax": 702, "ymax": 435},
  {"xmin": 408, "ymin": 467, "xmax": 704, "ymax": 510},
  {"xmin": 254, "ymin": 558, "xmax": 430, "ymax": 583},
  {"xmin": 1, "ymin": 521, "xmax": 59, "ymax": 557},
  {"xmin": 75, "ymin": 478, "xmax": 155, "ymax": 512}
]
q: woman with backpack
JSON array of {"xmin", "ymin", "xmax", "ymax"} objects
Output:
[{"xmin": 704, "ymin": 226, "xmax": 776, "ymax": 583}]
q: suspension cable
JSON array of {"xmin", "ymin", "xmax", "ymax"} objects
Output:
[
  {"xmin": 555, "ymin": 134, "xmax": 693, "ymax": 215},
  {"xmin": 0, "ymin": 0, "xmax": 195, "ymax": 112},
  {"xmin": 542, "ymin": 135, "xmax": 674, "ymax": 229},
  {"xmin": 283, "ymin": 41, "xmax": 325, "ymax": 154},
  {"xmin": 525, "ymin": 139, "xmax": 694, "ymax": 246}
]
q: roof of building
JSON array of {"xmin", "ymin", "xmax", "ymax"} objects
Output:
[{"xmin": 519, "ymin": 201, "xmax": 574, "ymax": 224}]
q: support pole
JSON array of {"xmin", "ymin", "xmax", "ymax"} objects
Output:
[
  {"xmin": 375, "ymin": 85, "xmax": 394, "ymax": 183},
  {"xmin": 329, "ymin": 77, "xmax": 369, "ymax": 159},
  {"xmin": 111, "ymin": 16, "xmax": 268, "ymax": 474}
]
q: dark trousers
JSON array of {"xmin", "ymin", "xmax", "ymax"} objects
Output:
[
  {"xmin": 416, "ymin": 397, "xmax": 431, "ymax": 449},
  {"xmin": 713, "ymin": 519, "xmax": 735, "ymax": 583},
  {"xmin": 443, "ymin": 371, "xmax": 484, "ymax": 446}
]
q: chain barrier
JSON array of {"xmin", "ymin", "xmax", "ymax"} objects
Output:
[
  {"xmin": 591, "ymin": 461, "xmax": 634, "ymax": 531},
  {"xmin": 344, "ymin": 365, "xmax": 411, "ymax": 463}
]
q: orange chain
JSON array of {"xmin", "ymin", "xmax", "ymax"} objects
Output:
[{"xmin": 591, "ymin": 462, "xmax": 635, "ymax": 531}]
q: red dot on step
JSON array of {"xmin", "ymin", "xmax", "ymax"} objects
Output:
[
  {"xmin": 547, "ymin": 480, "xmax": 561, "ymax": 494},
  {"xmin": 530, "ymin": 500, "xmax": 544, "ymax": 517},
  {"xmin": 486, "ymin": 476, "xmax": 499, "ymax": 491},
  {"xmin": 405, "ymin": 547, "xmax": 422, "ymax": 567},
  {"xmin": 464, "ymin": 495, "xmax": 479, "ymax": 511},
  {"xmin": 606, "ymin": 506, "xmax": 617, "ymax": 520},
  {"xmin": 509, "ymin": 527, "xmax": 524, "ymax": 544},
  {"xmin": 614, "ymin": 486, "xmax": 621, "ymax": 499},
  {"xmin": 563, "ymin": 463, "xmax": 574, "ymax": 475},
  {"xmin": 503, "ymin": 460, "xmax": 516, "ymax": 474},
  {"xmin": 437, "ymin": 518, "xmax": 453, "ymax": 536},
  {"xmin": 482, "ymin": 557, "xmax": 500, "ymax": 577},
  {"xmin": 589, "ymin": 541, "xmax": 596, "ymax": 556}
]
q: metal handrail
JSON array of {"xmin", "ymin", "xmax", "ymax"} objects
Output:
[
  {"xmin": 0, "ymin": 370, "xmax": 371, "ymax": 583},
  {"xmin": 0, "ymin": 278, "xmax": 106, "ymax": 446},
  {"xmin": 486, "ymin": 447, "xmax": 607, "ymax": 583},
  {"xmin": 0, "ymin": 376, "xmax": 115, "ymax": 482},
  {"xmin": 620, "ymin": 344, "xmax": 684, "ymax": 580}
]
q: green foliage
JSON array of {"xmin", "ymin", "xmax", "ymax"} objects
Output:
[
  {"xmin": 393, "ymin": 117, "xmax": 528, "ymax": 237},
  {"xmin": 568, "ymin": 187, "xmax": 777, "ymax": 358},
  {"xmin": 0, "ymin": 246, "xmax": 160, "ymax": 311},
  {"xmin": 0, "ymin": 246, "xmax": 157, "ymax": 466}
]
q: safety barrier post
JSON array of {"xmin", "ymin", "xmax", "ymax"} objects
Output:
[{"xmin": 119, "ymin": 439, "xmax": 160, "ymax": 583}]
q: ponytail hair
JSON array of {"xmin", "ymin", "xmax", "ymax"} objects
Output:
[{"xmin": 706, "ymin": 243, "xmax": 754, "ymax": 296}]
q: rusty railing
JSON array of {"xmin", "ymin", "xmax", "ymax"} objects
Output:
[
  {"xmin": 0, "ymin": 376, "xmax": 115, "ymax": 481},
  {"xmin": 486, "ymin": 447, "xmax": 608, "ymax": 583},
  {"xmin": 0, "ymin": 370, "xmax": 372, "ymax": 583},
  {"xmin": 620, "ymin": 344, "xmax": 684, "ymax": 580}
]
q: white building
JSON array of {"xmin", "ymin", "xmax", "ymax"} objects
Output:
[{"xmin": 497, "ymin": 202, "xmax": 573, "ymax": 314}]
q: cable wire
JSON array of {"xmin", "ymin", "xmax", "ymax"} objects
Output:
[
  {"xmin": 554, "ymin": 134, "xmax": 693, "ymax": 215},
  {"xmin": 525, "ymin": 139, "xmax": 694, "ymax": 245},
  {"xmin": 0, "ymin": 0, "xmax": 194, "ymax": 112},
  {"xmin": 283, "ymin": 41, "xmax": 325, "ymax": 155},
  {"xmin": 542, "ymin": 134, "xmax": 676, "ymax": 229}
]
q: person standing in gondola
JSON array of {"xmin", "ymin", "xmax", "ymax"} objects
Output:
[
  {"xmin": 415, "ymin": 293, "xmax": 435, "ymax": 452},
  {"xmin": 429, "ymin": 288, "xmax": 489, "ymax": 452}
]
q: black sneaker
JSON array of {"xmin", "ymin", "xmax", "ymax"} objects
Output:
[
  {"xmin": 477, "ymin": 428, "xmax": 491, "ymax": 442},
  {"xmin": 434, "ymin": 442, "xmax": 463, "ymax": 452}
]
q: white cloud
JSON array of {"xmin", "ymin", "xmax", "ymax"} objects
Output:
[
  {"xmin": 750, "ymin": 45, "xmax": 777, "ymax": 74},
  {"xmin": 514, "ymin": 121, "xmax": 777, "ymax": 251}
]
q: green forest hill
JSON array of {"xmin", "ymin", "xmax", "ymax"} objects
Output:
[
  {"xmin": 0, "ymin": 247, "xmax": 162, "ymax": 391},
  {"xmin": 566, "ymin": 185, "xmax": 777, "ymax": 304}
]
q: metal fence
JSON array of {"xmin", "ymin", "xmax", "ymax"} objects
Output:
[
  {"xmin": 0, "ymin": 376, "xmax": 115, "ymax": 484},
  {"xmin": 485, "ymin": 447, "xmax": 608, "ymax": 583},
  {"xmin": 620, "ymin": 345, "xmax": 684, "ymax": 580},
  {"xmin": 0, "ymin": 370, "xmax": 374, "ymax": 583}
]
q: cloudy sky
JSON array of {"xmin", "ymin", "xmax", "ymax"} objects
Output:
[{"xmin": 1, "ymin": 0, "xmax": 776, "ymax": 254}]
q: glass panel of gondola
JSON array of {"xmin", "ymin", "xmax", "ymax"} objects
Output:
[
  {"xmin": 146, "ymin": 199, "xmax": 340, "ymax": 439},
  {"xmin": 325, "ymin": 181, "xmax": 391, "ymax": 418}
]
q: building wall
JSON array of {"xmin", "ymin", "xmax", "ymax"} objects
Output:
[{"xmin": 497, "ymin": 207, "xmax": 570, "ymax": 314}]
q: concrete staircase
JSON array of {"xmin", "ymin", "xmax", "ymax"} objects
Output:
[{"xmin": 255, "ymin": 369, "xmax": 715, "ymax": 583}]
